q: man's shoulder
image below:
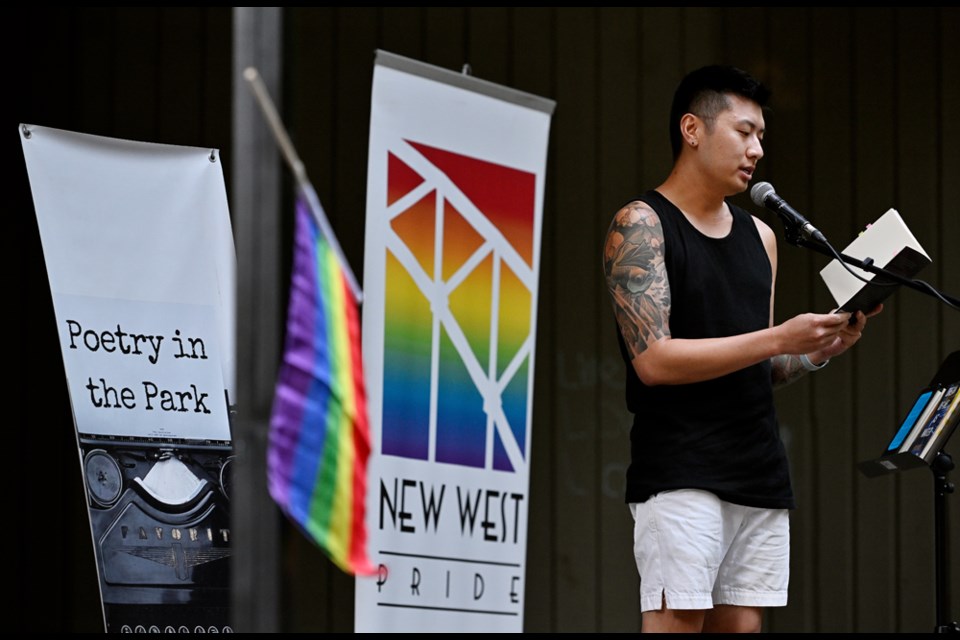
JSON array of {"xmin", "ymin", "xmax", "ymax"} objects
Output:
[
  {"xmin": 611, "ymin": 198, "xmax": 661, "ymax": 230},
  {"xmin": 748, "ymin": 212, "xmax": 776, "ymax": 243}
]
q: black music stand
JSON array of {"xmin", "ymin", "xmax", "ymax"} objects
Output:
[
  {"xmin": 763, "ymin": 187, "xmax": 960, "ymax": 631},
  {"xmin": 859, "ymin": 351, "xmax": 960, "ymax": 633}
]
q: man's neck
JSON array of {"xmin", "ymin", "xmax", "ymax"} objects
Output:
[
  {"xmin": 656, "ymin": 163, "xmax": 737, "ymax": 239},
  {"xmin": 656, "ymin": 167, "xmax": 728, "ymax": 220}
]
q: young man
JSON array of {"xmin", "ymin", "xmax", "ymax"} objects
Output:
[{"xmin": 602, "ymin": 65, "xmax": 880, "ymax": 633}]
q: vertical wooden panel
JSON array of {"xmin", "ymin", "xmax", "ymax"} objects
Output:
[
  {"xmin": 467, "ymin": 7, "xmax": 510, "ymax": 86},
  {"xmin": 717, "ymin": 8, "xmax": 767, "ymax": 174},
  {"xmin": 284, "ymin": 533, "xmax": 332, "ymax": 631},
  {"xmin": 939, "ymin": 8, "xmax": 960, "ymax": 628},
  {"xmin": 851, "ymin": 7, "xmax": 899, "ymax": 633},
  {"xmin": 424, "ymin": 8, "xmax": 466, "ymax": 71},
  {"xmin": 765, "ymin": 7, "xmax": 815, "ymax": 633},
  {"xmin": 553, "ymin": 7, "xmax": 598, "ymax": 632},
  {"xmin": 720, "ymin": 8, "xmax": 767, "ymax": 77},
  {"xmin": 380, "ymin": 7, "xmax": 423, "ymax": 61},
  {"xmin": 895, "ymin": 7, "xmax": 941, "ymax": 634},
  {"xmin": 597, "ymin": 7, "xmax": 641, "ymax": 633},
  {"xmin": 681, "ymin": 7, "xmax": 721, "ymax": 71},
  {"xmin": 289, "ymin": 8, "xmax": 336, "ymax": 206},
  {"xmin": 940, "ymin": 7, "xmax": 960, "ymax": 355},
  {"xmin": 639, "ymin": 8, "xmax": 682, "ymax": 188},
  {"xmin": 511, "ymin": 6, "xmax": 557, "ymax": 633},
  {"xmin": 810, "ymin": 8, "xmax": 856, "ymax": 632},
  {"xmin": 720, "ymin": 8, "xmax": 767, "ymax": 216}
]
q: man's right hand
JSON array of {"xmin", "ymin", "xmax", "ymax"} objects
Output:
[{"xmin": 774, "ymin": 312, "xmax": 852, "ymax": 356}]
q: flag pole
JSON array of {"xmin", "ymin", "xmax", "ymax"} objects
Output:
[{"xmin": 243, "ymin": 66, "xmax": 364, "ymax": 304}]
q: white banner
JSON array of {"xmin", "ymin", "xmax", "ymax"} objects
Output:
[
  {"xmin": 21, "ymin": 125, "xmax": 236, "ymax": 632},
  {"xmin": 357, "ymin": 52, "xmax": 554, "ymax": 632},
  {"xmin": 21, "ymin": 126, "xmax": 236, "ymax": 403}
]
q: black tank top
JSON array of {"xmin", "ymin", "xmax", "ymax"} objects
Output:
[{"xmin": 619, "ymin": 190, "xmax": 795, "ymax": 509}]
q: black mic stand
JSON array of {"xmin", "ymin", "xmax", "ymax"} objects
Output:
[{"xmin": 787, "ymin": 233, "xmax": 960, "ymax": 309}]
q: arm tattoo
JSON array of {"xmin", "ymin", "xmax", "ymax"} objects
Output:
[
  {"xmin": 603, "ymin": 202, "xmax": 671, "ymax": 357},
  {"xmin": 771, "ymin": 354, "xmax": 807, "ymax": 389}
]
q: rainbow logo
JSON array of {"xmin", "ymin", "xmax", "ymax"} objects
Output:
[{"xmin": 381, "ymin": 140, "xmax": 536, "ymax": 473}]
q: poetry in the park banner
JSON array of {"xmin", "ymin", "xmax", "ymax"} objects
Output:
[{"xmin": 21, "ymin": 125, "xmax": 236, "ymax": 633}]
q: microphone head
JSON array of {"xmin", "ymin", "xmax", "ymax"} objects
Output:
[{"xmin": 750, "ymin": 181, "xmax": 776, "ymax": 207}]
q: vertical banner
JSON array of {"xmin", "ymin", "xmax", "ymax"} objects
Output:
[
  {"xmin": 21, "ymin": 125, "xmax": 236, "ymax": 633},
  {"xmin": 356, "ymin": 52, "xmax": 554, "ymax": 632}
]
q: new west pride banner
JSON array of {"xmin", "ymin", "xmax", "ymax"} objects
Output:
[{"xmin": 356, "ymin": 51, "xmax": 555, "ymax": 632}]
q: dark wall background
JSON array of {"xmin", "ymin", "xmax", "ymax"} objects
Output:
[{"xmin": 17, "ymin": 7, "xmax": 959, "ymax": 633}]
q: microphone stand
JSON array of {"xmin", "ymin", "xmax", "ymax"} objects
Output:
[
  {"xmin": 789, "ymin": 225, "xmax": 960, "ymax": 633},
  {"xmin": 785, "ymin": 233, "xmax": 960, "ymax": 309}
]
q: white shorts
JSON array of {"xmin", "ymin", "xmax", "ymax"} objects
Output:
[{"xmin": 630, "ymin": 489, "xmax": 789, "ymax": 612}]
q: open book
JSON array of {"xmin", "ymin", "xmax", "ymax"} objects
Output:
[{"xmin": 819, "ymin": 209, "xmax": 931, "ymax": 313}]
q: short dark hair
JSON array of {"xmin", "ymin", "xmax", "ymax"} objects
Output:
[{"xmin": 669, "ymin": 65, "xmax": 771, "ymax": 160}]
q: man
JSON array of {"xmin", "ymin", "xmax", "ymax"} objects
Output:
[{"xmin": 602, "ymin": 65, "xmax": 879, "ymax": 633}]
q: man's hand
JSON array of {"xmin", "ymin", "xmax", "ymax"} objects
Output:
[
  {"xmin": 774, "ymin": 312, "xmax": 852, "ymax": 356},
  {"xmin": 769, "ymin": 304, "xmax": 882, "ymax": 388},
  {"xmin": 805, "ymin": 304, "xmax": 883, "ymax": 363}
]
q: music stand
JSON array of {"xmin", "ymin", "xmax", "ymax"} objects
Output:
[{"xmin": 859, "ymin": 351, "xmax": 960, "ymax": 633}]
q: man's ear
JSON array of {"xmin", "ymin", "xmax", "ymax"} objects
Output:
[{"xmin": 679, "ymin": 113, "xmax": 700, "ymax": 148}]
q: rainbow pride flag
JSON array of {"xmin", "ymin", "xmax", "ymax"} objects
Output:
[{"xmin": 268, "ymin": 195, "xmax": 374, "ymax": 575}]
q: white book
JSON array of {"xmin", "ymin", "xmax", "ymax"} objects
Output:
[{"xmin": 820, "ymin": 209, "xmax": 931, "ymax": 313}]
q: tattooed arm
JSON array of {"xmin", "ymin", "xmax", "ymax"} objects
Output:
[
  {"xmin": 603, "ymin": 202, "xmax": 853, "ymax": 386},
  {"xmin": 771, "ymin": 355, "xmax": 809, "ymax": 388},
  {"xmin": 602, "ymin": 201, "xmax": 672, "ymax": 356}
]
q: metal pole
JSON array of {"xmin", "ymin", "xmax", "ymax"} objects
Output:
[{"xmin": 231, "ymin": 6, "xmax": 283, "ymax": 633}]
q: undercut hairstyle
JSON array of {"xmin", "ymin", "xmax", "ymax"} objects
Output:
[{"xmin": 669, "ymin": 65, "xmax": 771, "ymax": 160}]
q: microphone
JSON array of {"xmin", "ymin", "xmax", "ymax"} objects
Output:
[{"xmin": 750, "ymin": 181, "xmax": 827, "ymax": 244}]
